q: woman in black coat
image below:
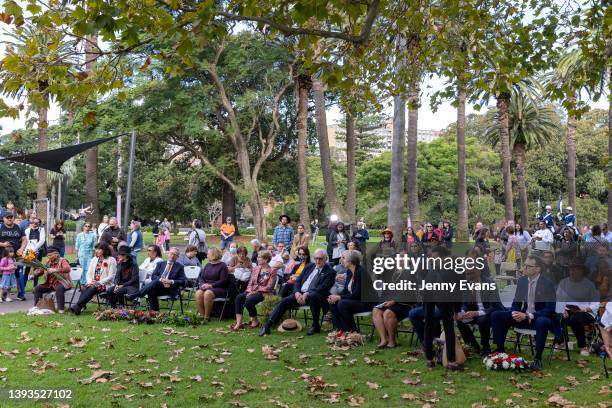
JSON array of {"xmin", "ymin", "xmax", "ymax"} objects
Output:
[
  {"xmin": 327, "ymin": 250, "xmax": 372, "ymax": 333},
  {"xmin": 106, "ymin": 246, "xmax": 140, "ymax": 308}
]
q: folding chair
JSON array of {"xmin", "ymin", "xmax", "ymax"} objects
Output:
[
  {"xmin": 66, "ymin": 266, "xmax": 83, "ymax": 307},
  {"xmin": 353, "ymin": 311, "xmax": 375, "ymax": 341},
  {"xmin": 291, "ymin": 305, "xmax": 325, "ymax": 327},
  {"xmin": 182, "ymin": 266, "xmax": 201, "ymax": 305},
  {"xmin": 157, "ymin": 291, "xmax": 185, "ymax": 314},
  {"xmin": 213, "ymin": 297, "xmax": 230, "ymax": 321},
  {"xmin": 398, "ymin": 317, "xmax": 417, "ymax": 346},
  {"xmin": 499, "ymin": 284, "xmax": 517, "ymax": 309}
]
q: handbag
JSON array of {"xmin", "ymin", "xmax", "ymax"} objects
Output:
[
  {"xmin": 440, "ymin": 331, "xmax": 466, "ymax": 367},
  {"xmin": 35, "ymin": 293, "xmax": 56, "ymax": 312}
]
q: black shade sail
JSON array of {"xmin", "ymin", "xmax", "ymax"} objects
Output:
[{"xmin": 0, "ymin": 135, "xmax": 121, "ymax": 173}]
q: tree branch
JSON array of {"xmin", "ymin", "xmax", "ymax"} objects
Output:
[{"xmin": 215, "ymin": 0, "xmax": 380, "ymax": 45}]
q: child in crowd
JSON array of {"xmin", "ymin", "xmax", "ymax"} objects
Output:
[{"xmin": 0, "ymin": 246, "xmax": 17, "ymax": 302}]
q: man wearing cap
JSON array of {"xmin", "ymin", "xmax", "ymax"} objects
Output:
[
  {"xmin": 99, "ymin": 217, "xmax": 126, "ymax": 250},
  {"xmin": 0, "ymin": 213, "xmax": 27, "ymax": 301},
  {"xmin": 126, "ymin": 247, "xmax": 186, "ymax": 311},
  {"xmin": 260, "ymin": 248, "xmax": 335, "ymax": 336},
  {"xmin": 220, "ymin": 217, "xmax": 236, "ymax": 250},
  {"xmin": 272, "ymin": 215, "xmax": 294, "ymax": 249},
  {"xmin": 539, "ymin": 205, "xmax": 554, "ymax": 232},
  {"xmin": 33, "ymin": 246, "xmax": 72, "ymax": 312}
]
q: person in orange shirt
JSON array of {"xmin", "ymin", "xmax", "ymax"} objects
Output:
[{"xmin": 220, "ymin": 217, "xmax": 236, "ymax": 250}]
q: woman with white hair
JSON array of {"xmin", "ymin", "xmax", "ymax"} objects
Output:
[{"xmin": 327, "ymin": 250, "xmax": 371, "ymax": 334}]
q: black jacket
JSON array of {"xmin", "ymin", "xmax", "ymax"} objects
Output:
[
  {"xmin": 293, "ymin": 263, "xmax": 335, "ymax": 297},
  {"xmin": 460, "ymin": 277, "xmax": 503, "ymax": 315},
  {"xmin": 114, "ymin": 261, "xmax": 139, "ymax": 289},
  {"xmin": 151, "ymin": 261, "xmax": 187, "ymax": 291}
]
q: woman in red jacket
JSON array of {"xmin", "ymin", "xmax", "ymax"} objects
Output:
[{"xmin": 231, "ymin": 250, "xmax": 277, "ymax": 331}]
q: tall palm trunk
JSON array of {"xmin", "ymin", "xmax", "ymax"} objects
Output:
[
  {"xmin": 566, "ymin": 95, "xmax": 577, "ymax": 214},
  {"xmin": 345, "ymin": 110, "xmax": 356, "ymax": 225},
  {"xmin": 296, "ymin": 75, "xmax": 310, "ymax": 227},
  {"xmin": 388, "ymin": 95, "xmax": 405, "ymax": 235},
  {"xmin": 406, "ymin": 86, "xmax": 420, "ymax": 225},
  {"xmin": 513, "ymin": 143, "xmax": 529, "ymax": 228},
  {"xmin": 312, "ymin": 76, "xmax": 347, "ymax": 221},
  {"xmin": 85, "ymin": 35, "xmax": 99, "ymax": 222},
  {"xmin": 497, "ymin": 93, "xmax": 514, "ymax": 222},
  {"xmin": 36, "ymin": 102, "xmax": 48, "ymax": 199},
  {"xmin": 456, "ymin": 79, "xmax": 469, "ymax": 241}
]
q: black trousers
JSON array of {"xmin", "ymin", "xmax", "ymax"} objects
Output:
[
  {"xmin": 564, "ymin": 312, "xmax": 595, "ymax": 348},
  {"xmin": 457, "ymin": 314, "xmax": 492, "ymax": 352},
  {"xmin": 424, "ymin": 302, "xmax": 456, "ymax": 362},
  {"xmin": 106, "ymin": 285, "xmax": 138, "ymax": 308},
  {"xmin": 329, "ymin": 299, "xmax": 371, "ymax": 332},
  {"xmin": 235, "ymin": 292, "xmax": 264, "ymax": 317},
  {"xmin": 33, "ymin": 285, "xmax": 67, "ymax": 311},
  {"xmin": 279, "ymin": 283, "xmax": 294, "ymax": 298},
  {"xmin": 135, "ymin": 280, "xmax": 177, "ymax": 311},
  {"xmin": 268, "ymin": 292, "xmax": 325, "ymax": 328},
  {"xmin": 74, "ymin": 285, "xmax": 104, "ymax": 310}
]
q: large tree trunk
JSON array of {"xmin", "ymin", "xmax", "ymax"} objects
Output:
[
  {"xmin": 36, "ymin": 105, "xmax": 48, "ymax": 199},
  {"xmin": 116, "ymin": 135, "xmax": 123, "ymax": 226},
  {"xmin": 514, "ymin": 143, "xmax": 529, "ymax": 228},
  {"xmin": 456, "ymin": 79, "xmax": 469, "ymax": 241},
  {"xmin": 85, "ymin": 35, "xmax": 99, "ymax": 222},
  {"xmin": 388, "ymin": 95, "xmax": 405, "ymax": 235},
  {"xmin": 406, "ymin": 86, "xmax": 420, "ymax": 225},
  {"xmin": 566, "ymin": 96, "xmax": 577, "ymax": 214},
  {"xmin": 312, "ymin": 76, "xmax": 348, "ymax": 222},
  {"xmin": 296, "ymin": 75, "xmax": 310, "ymax": 227},
  {"xmin": 345, "ymin": 110, "xmax": 356, "ymax": 225},
  {"xmin": 497, "ymin": 93, "xmax": 514, "ymax": 222},
  {"xmin": 248, "ymin": 190, "xmax": 267, "ymax": 242},
  {"xmin": 222, "ymin": 182, "xmax": 238, "ymax": 236}
]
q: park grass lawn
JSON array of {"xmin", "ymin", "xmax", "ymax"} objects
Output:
[{"xmin": 0, "ymin": 309, "xmax": 609, "ymax": 408}]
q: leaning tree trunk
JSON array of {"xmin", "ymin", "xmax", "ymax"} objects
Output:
[
  {"xmin": 388, "ymin": 95, "xmax": 406, "ymax": 236},
  {"xmin": 296, "ymin": 75, "xmax": 310, "ymax": 228},
  {"xmin": 514, "ymin": 143, "xmax": 529, "ymax": 228},
  {"xmin": 345, "ymin": 110, "xmax": 356, "ymax": 225},
  {"xmin": 248, "ymin": 189, "xmax": 267, "ymax": 242},
  {"xmin": 406, "ymin": 86, "xmax": 420, "ymax": 225},
  {"xmin": 85, "ymin": 35, "xmax": 99, "ymax": 222},
  {"xmin": 497, "ymin": 93, "xmax": 514, "ymax": 222},
  {"xmin": 456, "ymin": 79, "xmax": 469, "ymax": 241},
  {"xmin": 566, "ymin": 97, "xmax": 577, "ymax": 214},
  {"xmin": 312, "ymin": 76, "xmax": 347, "ymax": 221},
  {"xmin": 36, "ymin": 104, "xmax": 48, "ymax": 199}
]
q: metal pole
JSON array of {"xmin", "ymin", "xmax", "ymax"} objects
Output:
[
  {"xmin": 116, "ymin": 134, "xmax": 123, "ymax": 226},
  {"xmin": 122, "ymin": 130, "xmax": 136, "ymax": 232}
]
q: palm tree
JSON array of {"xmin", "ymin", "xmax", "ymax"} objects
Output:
[
  {"xmin": 543, "ymin": 50, "xmax": 590, "ymax": 214},
  {"xmin": 406, "ymin": 85, "xmax": 420, "ymax": 225},
  {"xmin": 0, "ymin": 24, "xmax": 77, "ymax": 199},
  {"xmin": 484, "ymin": 91, "xmax": 559, "ymax": 227}
]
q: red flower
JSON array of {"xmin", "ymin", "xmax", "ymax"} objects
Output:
[{"xmin": 102, "ymin": 261, "xmax": 108, "ymax": 267}]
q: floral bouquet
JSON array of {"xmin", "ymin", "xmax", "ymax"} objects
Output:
[
  {"xmin": 483, "ymin": 352, "xmax": 529, "ymax": 371},
  {"xmin": 16, "ymin": 249, "xmax": 71, "ymax": 288}
]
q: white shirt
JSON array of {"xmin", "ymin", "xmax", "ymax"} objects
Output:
[
  {"xmin": 301, "ymin": 266, "xmax": 321, "ymax": 292},
  {"xmin": 533, "ymin": 228, "xmax": 553, "ymax": 243},
  {"xmin": 97, "ymin": 223, "xmax": 109, "ymax": 241}
]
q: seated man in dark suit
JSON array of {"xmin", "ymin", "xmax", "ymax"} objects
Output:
[
  {"xmin": 456, "ymin": 260, "xmax": 503, "ymax": 357},
  {"xmin": 260, "ymin": 248, "xmax": 335, "ymax": 336},
  {"xmin": 491, "ymin": 253, "xmax": 558, "ymax": 370},
  {"xmin": 127, "ymin": 247, "xmax": 186, "ymax": 311}
]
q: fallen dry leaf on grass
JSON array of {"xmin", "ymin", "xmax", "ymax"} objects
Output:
[
  {"xmin": 547, "ymin": 394, "xmax": 577, "ymax": 407},
  {"xmin": 79, "ymin": 370, "xmax": 114, "ymax": 385},
  {"xmin": 190, "ymin": 375, "xmax": 202, "ymax": 382},
  {"xmin": 68, "ymin": 337, "xmax": 91, "ymax": 348},
  {"xmin": 346, "ymin": 395, "xmax": 365, "ymax": 406},
  {"xmin": 111, "ymin": 384, "xmax": 127, "ymax": 391},
  {"xmin": 402, "ymin": 377, "xmax": 421, "ymax": 385},
  {"xmin": 366, "ymin": 382, "xmax": 380, "ymax": 390}
]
